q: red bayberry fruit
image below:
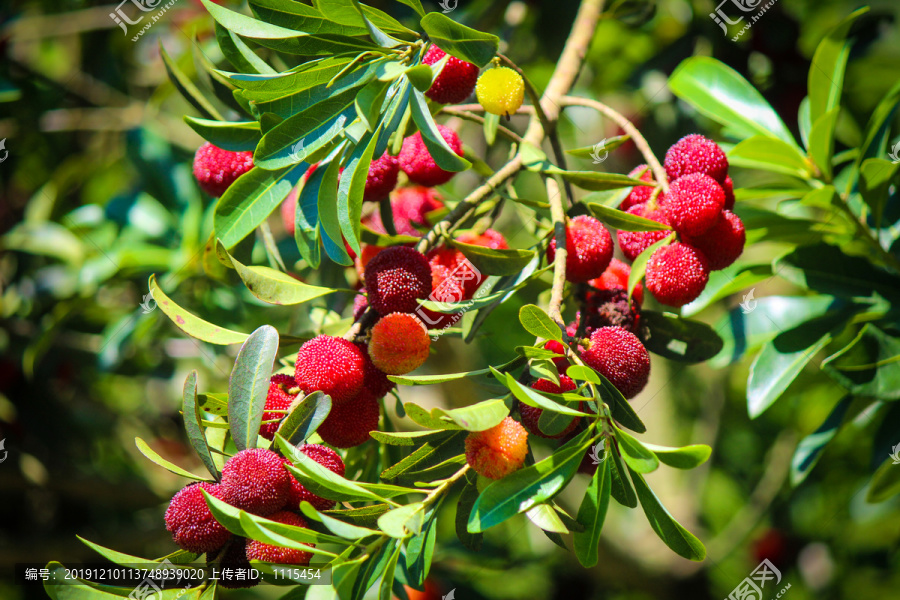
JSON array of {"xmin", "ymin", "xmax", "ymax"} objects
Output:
[
  {"xmin": 260, "ymin": 374, "xmax": 298, "ymax": 440},
  {"xmin": 664, "ymin": 134, "xmax": 729, "ymax": 183},
  {"xmin": 399, "ymin": 126, "xmax": 463, "ymax": 187},
  {"xmin": 543, "ymin": 340, "xmax": 570, "ymax": 374},
  {"xmin": 621, "ymin": 165, "xmax": 656, "ymax": 211},
  {"xmin": 547, "ymin": 215, "xmax": 613, "ymax": 283},
  {"xmin": 364, "ymin": 246, "xmax": 432, "ymax": 315},
  {"xmin": 457, "ymin": 228, "xmax": 509, "ymax": 250},
  {"xmin": 368, "ymin": 313, "xmax": 431, "ymax": 375},
  {"xmin": 221, "ymin": 449, "xmax": 292, "ymax": 516},
  {"xmin": 355, "ymin": 342, "xmax": 396, "ymax": 398},
  {"xmin": 465, "ymin": 417, "xmax": 528, "ymax": 479},
  {"xmin": 362, "ymin": 152, "xmax": 400, "ymax": 202},
  {"xmin": 616, "ymin": 205, "xmax": 672, "ymax": 262},
  {"xmin": 722, "ymin": 175, "xmax": 735, "ymax": 211},
  {"xmin": 683, "ymin": 210, "xmax": 745, "ymax": 270},
  {"xmin": 316, "ymin": 388, "xmax": 380, "ymax": 448},
  {"xmin": 366, "ymin": 187, "xmax": 445, "ymax": 238},
  {"xmin": 580, "ymin": 326, "xmax": 650, "ymax": 399},
  {"xmin": 192, "ymin": 143, "xmax": 254, "ymax": 197},
  {"xmin": 164, "ymin": 482, "xmax": 232, "ymax": 554},
  {"xmin": 283, "ymin": 444, "xmax": 345, "ymax": 511},
  {"xmin": 588, "ymin": 258, "xmax": 643, "ymax": 307},
  {"xmin": 295, "ymin": 335, "xmax": 366, "ymax": 405},
  {"xmin": 246, "ymin": 511, "xmax": 314, "ymax": 565},
  {"xmin": 665, "ymin": 173, "xmax": 726, "ymax": 236},
  {"xmin": 644, "ymin": 242, "xmax": 710, "ymax": 307},
  {"xmin": 520, "ymin": 376, "xmax": 579, "ymax": 439},
  {"xmin": 422, "ymin": 45, "xmax": 479, "ymax": 105}
]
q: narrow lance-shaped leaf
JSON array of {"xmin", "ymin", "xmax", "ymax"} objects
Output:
[
  {"xmin": 630, "ymin": 468, "xmax": 706, "ymax": 561},
  {"xmin": 573, "ymin": 458, "xmax": 611, "ymax": 567},
  {"xmin": 183, "ymin": 370, "xmax": 219, "ymax": 480},
  {"xmin": 409, "ymin": 88, "xmax": 471, "ymax": 172},
  {"xmin": 419, "ymin": 13, "xmax": 499, "ymax": 67},
  {"xmin": 228, "ymin": 325, "xmax": 280, "ymax": 451},
  {"xmin": 149, "ymin": 275, "xmax": 248, "ymax": 345}
]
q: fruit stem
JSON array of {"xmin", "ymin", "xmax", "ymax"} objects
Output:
[
  {"xmin": 559, "ymin": 95, "xmax": 669, "ymax": 194},
  {"xmin": 439, "ymin": 106, "xmax": 524, "ymax": 144},
  {"xmin": 547, "ymin": 176, "xmax": 569, "ymax": 327},
  {"xmin": 422, "ymin": 464, "xmax": 470, "ymax": 508}
]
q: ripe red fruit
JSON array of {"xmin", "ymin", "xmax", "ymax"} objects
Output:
[
  {"xmin": 220, "ymin": 448, "xmax": 293, "ymax": 516},
  {"xmin": 192, "ymin": 143, "xmax": 254, "ymax": 197},
  {"xmin": 316, "ymin": 388, "xmax": 380, "ymax": 448},
  {"xmin": 520, "ymin": 376, "xmax": 579, "ymax": 438},
  {"xmin": 246, "ymin": 511, "xmax": 314, "ymax": 565},
  {"xmin": 580, "ymin": 327, "xmax": 650, "ymax": 399},
  {"xmin": 457, "ymin": 228, "xmax": 509, "ymax": 250},
  {"xmin": 217, "ymin": 538, "xmax": 260, "ymax": 588},
  {"xmin": 422, "ymin": 45, "xmax": 479, "ymax": 105},
  {"xmin": 399, "ymin": 126, "xmax": 464, "ymax": 187},
  {"xmin": 543, "ymin": 340, "xmax": 570, "ymax": 374},
  {"xmin": 588, "ymin": 258, "xmax": 643, "ymax": 307},
  {"xmin": 260, "ymin": 374, "xmax": 298, "ymax": 440},
  {"xmin": 465, "ymin": 416, "xmax": 529, "ymax": 479},
  {"xmin": 295, "ymin": 335, "xmax": 366, "ymax": 404},
  {"xmin": 284, "ymin": 444, "xmax": 345, "ymax": 511},
  {"xmin": 644, "ymin": 242, "xmax": 710, "ymax": 307},
  {"xmin": 361, "ymin": 152, "xmax": 400, "ymax": 202},
  {"xmin": 164, "ymin": 482, "xmax": 232, "ymax": 554},
  {"xmin": 722, "ymin": 175, "xmax": 735, "ymax": 211},
  {"xmin": 547, "ymin": 215, "xmax": 613, "ymax": 283},
  {"xmin": 364, "ymin": 246, "xmax": 432, "ymax": 315},
  {"xmin": 664, "ymin": 134, "xmax": 729, "ymax": 183},
  {"xmin": 368, "ymin": 313, "xmax": 431, "ymax": 375},
  {"xmin": 683, "ymin": 210, "xmax": 745, "ymax": 271},
  {"xmin": 620, "ymin": 165, "xmax": 655, "ymax": 211},
  {"xmin": 616, "ymin": 205, "xmax": 672, "ymax": 262},
  {"xmin": 355, "ymin": 342, "xmax": 396, "ymax": 398},
  {"xmin": 366, "ymin": 186, "xmax": 444, "ymax": 237},
  {"xmin": 665, "ymin": 173, "xmax": 726, "ymax": 236}
]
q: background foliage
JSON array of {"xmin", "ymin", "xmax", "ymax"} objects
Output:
[{"xmin": 2, "ymin": 0, "xmax": 900, "ymax": 598}]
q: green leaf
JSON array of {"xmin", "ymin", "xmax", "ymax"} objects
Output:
[
  {"xmin": 640, "ymin": 310, "xmax": 724, "ymax": 363},
  {"xmin": 866, "ymin": 456, "xmax": 900, "ymax": 503},
  {"xmin": 518, "ymin": 304, "xmax": 563, "ymax": 341},
  {"xmin": 228, "ymin": 325, "xmax": 279, "ymax": 451},
  {"xmin": 629, "ymin": 469, "xmax": 706, "ymax": 561},
  {"xmin": 380, "ymin": 431, "xmax": 465, "ymax": 480},
  {"xmin": 182, "ymin": 371, "xmax": 218, "ymax": 480},
  {"xmin": 409, "ymin": 88, "xmax": 470, "ymax": 172},
  {"xmin": 854, "ymin": 79, "xmax": 900, "ymax": 179},
  {"xmin": 453, "ymin": 240, "xmax": 536, "ymax": 277},
  {"xmin": 790, "ymin": 395, "xmax": 852, "ymax": 486},
  {"xmin": 468, "ymin": 429, "xmax": 596, "ymax": 532},
  {"xmin": 573, "ymin": 458, "xmax": 611, "ymax": 567},
  {"xmin": 306, "ymin": 503, "xmax": 383, "ymax": 538},
  {"xmin": 394, "ymin": 0, "xmax": 425, "ymax": 17},
  {"xmin": 214, "ymin": 163, "xmax": 305, "ymax": 248},
  {"xmin": 135, "ymin": 437, "xmax": 211, "ymax": 481},
  {"xmin": 682, "ymin": 263, "xmax": 773, "ymax": 317},
  {"xmin": 419, "ymin": 13, "xmax": 499, "ymax": 67},
  {"xmin": 216, "ymin": 23, "xmax": 276, "ymax": 74},
  {"xmin": 338, "ymin": 129, "xmax": 380, "ymax": 255},
  {"xmin": 483, "ymin": 111, "xmax": 500, "ymax": 145},
  {"xmin": 774, "ymin": 243, "xmax": 900, "ymax": 300},
  {"xmin": 356, "ymin": 78, "xmax": 392, "ymax": 132},
  {"xmin": 608, "ymin": 443, "xmax": 637, "ymax": 508},
  {"xmin": 728, "ymin": 136, "xmax": 811, "ymax": 178},
  {"xmin": 276, "ymin": 391, "xmax": 332, "ymax": 444},
  {"xmin": 614, "ymin": 427, "xmax": 659, "ymax": 473},
  {"xmin": 542, "ymin": 168, "xmax": 649, "ymax": 192},
  {"xmin": 202, "ymin": 0, "xmax": 310, "ymax": 39},
  {"xmin": 295, "ymin": 164, "xmax": 323, "ymax": 268},
  {"xmin": 627, "ymin": 233, "xmax": 675, "ymax": 301},
  {"xmin": 668, "ymin": 56, "xmax": 797, "ymax": 148},
  {"xmin": 821, "ymin": 325, "xmax": 900, "ymax": 401},
  {"xmin": 807, "ymin": 108, "xmax": 840, "ymax": 181},
  {"xmin": 808, "ymin": 8, "xmax": 868, "ymax": 124},
  {"xmin": 525, "ymin": 504, "xmax": 569, "ymax": 533},
  {"xmin": 500, "ymin": 371, "xmax": 588, "ymax": 418},
  {"xmin": 378, "ymin": 502, "xmax": 425, "ymax": 538},
  {"xmin": 455, "ymin": 479, "xmax": 483, "ymax": 551},
  {"xmin": 586, "ymin": 202, "xmax": 671, "ymax": 232},
  {"xmin": 78, "ymin": 537, "xmax": 161, "ymax": 567},
  {"xmin": 859, "ymin": 158, "xmax": 899, "ymax": 227},
  {"xmin": 159, "ymin": 43, "xmax": 223, "ymax": 121},
  {"xmin": 216, "ymin": 240, "xmax": 340, "ymax": 304},
  {"xmin": 318, "ymin": 150, "xmax": 354, "ymax": 265},
  {"xmin": 389, "ymin": 356, "xmax": 525, "ymax": 386},
  {"xmin": 184, "ymin": 117, "xmax": 260, "ymax": 152},
  {"xmin": 431, "ymin": 399, "xmax": 509, "ymax": 431},
  {"xmin": 643, "ymin": 443, "xmax": 711, "ymax": 470},
  {"xmin": 566, "ymin": 135, "xmax": 631, "ymax": 160}
]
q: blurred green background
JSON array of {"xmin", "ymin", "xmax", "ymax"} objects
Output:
[{"xmin": 1, "ymin": 0, "xmax": 900, "ymax": 598}]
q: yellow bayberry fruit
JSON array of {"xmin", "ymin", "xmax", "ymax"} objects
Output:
[{"xmin": 476, "ymin": 67, "xmax": 525, "ymax": 117}]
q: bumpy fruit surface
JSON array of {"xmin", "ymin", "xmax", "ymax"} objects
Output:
[
  {"xmin": 368, "ymin": 313, "xmax": 431, "ymax": 375},
  {"xmin": 722, "ymin": 175, "xmax": 735, "ymax": 211},
  {"xmin": 356, "ymin": 342, "xmax": 396, "ymax": 398},
  {"xmin": 220, "ymin": 448, "xmax": 292, "ymax": 516},
  {"xmin": 465, "ymin": 416, "xmax": 528, "ymax": 479},
  {"xmin": 260, "ymin": 373, "xmax": 298, "ymax": 440},
  {"xmin": 245, "ymin": 511, "xmax": 314, "ymax": 565},
  {"xmin": 665, "ymin": 173, "xmax": 725, "ymax": 236},
  {"xmin": 664, "ymin": 134, "xmax": 729, "ymax": 183},
  {"xmin": 362, "ymin": 152, "xmax": 400, "ymax": 202},
  {"xmin": 457, "ymin": 228, "xmax": 509, "ymax": 250},
  {"xmin": 164, "ymin": 482, "xmax": 232, "ymax": 554},
  {"xmin": 476, "ymin": 67, "xmax": 525, "ymax": 116},
  {"xmin": 192, "ymin": 143, "xmax": 254, "ymax": 197},
  {"xmin": 644, "ymin": 242, "xmax": 710, "ymax": 307},
  {"xmin": 617, "ymin": 205, "xmax": 672, "ymax": 262},
  {"xmin": 580, "ymin": 288, "xmax": 640, "ymax": 335},
  {"xmin": 283, "ymin": 444, "xmax": 345, "ymax": 510},
  {"xmin": 366, "ymin": 186, "xmax": 444, "ymax": 238},
  {"xmin": 423, "ymin": 45, "xmax": 479, "ymax": 104},
  {"xmin": 543, "ymin": 339, "xmax": 570, "ymax": 374},
  {"xmin": 295, "ymin": 335, "xmax": 366, "ymax": 404},
  {"xmin": 620, "ymin": 165, "xmax": 656, "ymax": 211},
  {"xmin": 588, "ymin": 258, "xmax": 643, "ymax": 307},
  {"xmin": 316, "ymin": 388, "xmax": 380, "ymax": 448},
  {"xmin": 399, "ymin": 126, "xmax": 463, "ymax": 187},
  {"xmin": 580, "ymin": 326, "xmax": 650, "ymax": 399},
  {"xmin": 547, "ymin": 215, "xmax": 613, "ymax": 283},
  {"xmin": 364, "ymin": 246, "xmax": 432, "ymax": 315},
  {"xmin": 684, "ymin": 210, "xmax": 745, "ymax": 270},
  {"xmin": 520, "ymin": 376, "xmax": 579, "ymax": 438}
]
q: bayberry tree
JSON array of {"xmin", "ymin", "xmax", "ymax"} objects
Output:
[{"xmin": 37, "ymin": 1, "xmax": 900, "ymax": 598}]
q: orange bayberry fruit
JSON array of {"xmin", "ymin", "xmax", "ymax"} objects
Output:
[
  {"xmin": 476, "ymin": 67, "xmax": 525, "ymax": 117},
  {"xmin": 368, "ymin": 313, "xmax": 431, "ymax": 375},
  {"xmin": 465, "ymin": 416, "xmax": 528, "ymax": 479}
]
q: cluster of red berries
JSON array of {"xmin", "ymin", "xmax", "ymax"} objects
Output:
[
  {"xmin": 619, "ymin": 134, "xmax": 745, "ymax": 307},
  {"xmin": 163, "ymin": 444, "xmax": 343, "ymax": 573}
]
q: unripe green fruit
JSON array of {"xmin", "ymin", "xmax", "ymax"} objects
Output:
[{"xmin": 476, "ymin": 67, "xmax": 525, "ymax": 117}]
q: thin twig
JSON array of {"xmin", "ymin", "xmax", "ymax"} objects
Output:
[
  {"xmin": 546, "ymin": 177, "xmax": 568, "ymax": 326},
  {"xmin": 438, "ymin": 107, "xmax": 523, "ymax": 144}
]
